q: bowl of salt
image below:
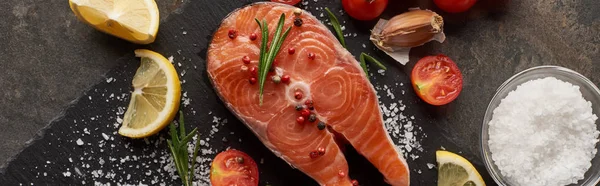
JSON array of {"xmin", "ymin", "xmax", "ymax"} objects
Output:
[{"xmin": 481, "ymin": 65, "xmax": 600, "ymax": 186}]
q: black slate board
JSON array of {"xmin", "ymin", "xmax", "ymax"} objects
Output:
[{"xmin": 4, "ymin": 0, "xmax": 598, "ymax": 185}]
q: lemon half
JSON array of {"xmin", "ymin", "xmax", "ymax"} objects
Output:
[
  {"xmin": 69, "ymin": 0, "xmax": 159, "ymax": 44},
  {"xmin": 437, "ymin": 150, "xmax": 486, "ymax": 186},
  {"xmin": 119, "ymin": 49, "xmax": 180, "ymax": 138}
]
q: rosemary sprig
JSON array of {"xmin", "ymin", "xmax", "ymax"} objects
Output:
[
  {"xmin": 255, "ymin": 14, "xmax": 291, "ymax": 105},
  {"xmin": 361, "ymin": 52, "xmax": 387, "ymax": 70},
  {"xmin": 325, "ymin": 7, "xmax": 346, "ymax": 48},
  {"xmin": 167, "ymin": 111, "xmax": 201, "ymax": 186},
  {"xmin": 325, "ymin": 7, "xmax": 386, "ymax": 76},
  {"xmin": 359, "ymin": 53, "xmax": 369, "ymax": 78}
]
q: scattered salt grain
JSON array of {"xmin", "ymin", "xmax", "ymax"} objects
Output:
[
  {"xmin": 427, "ymin": 163, "xmax": 435, "ymax": 169},
  {"xmin": 168, "ymin": 56, "xmax": 174, "ymax": 64},
  {"xmin": 489, "ymin": 77, "xmax": 599, "ymax": 186},
  {"xmin": 76, "ymin": 138, "xmax": 84, "ymax": 146},
  {"xmin": 377, "ymin": 83, "xmax": 425, "ymax": 161}
]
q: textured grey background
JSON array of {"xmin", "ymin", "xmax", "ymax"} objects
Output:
[
  {"xmin": 0, "ymin": 0, "xmax": 128, "ymax": 164},
  {"xmin": 0, "ymin": 0, "xmax": 188, "ymax": 166},
  {"xmin": 0, "ymin": 0, "xmax": 598, "ymax": 185}
]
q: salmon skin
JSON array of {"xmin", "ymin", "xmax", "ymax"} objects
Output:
[{"xmin": 207, "ymin": 2, "xmax": 409, "ymax": 186}]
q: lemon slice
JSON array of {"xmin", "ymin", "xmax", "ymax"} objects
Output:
[
  {"xmin": 119, "ymin": 49, "xmax": 180, "ymax": 138},
  {"xmin": 437, "ymin": 150, "xmax": 486, "ymax": 186},
  {"xmin": 69, "ymin": 0, "xmax": 159, "ymax": 44}
]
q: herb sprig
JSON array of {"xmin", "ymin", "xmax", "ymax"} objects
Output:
[
  {"xmin": 167, "ymin": 111, "xmax": 201, "ymax": 186},
  {"xmin": 325, "ymin": 8, "xmax": 346, "ymax": 48},
  {"xmin": 255, "ymin": 14, "xmax": 292, "ymax": 105},
  {"xmin": 359, "ymin": 53, "xmax": 369, "ymax": 77},
  {"xmin": 325, "ymin": 7, "xmax": 386, "ymax": 77},
  {"xmin": 361, "ymin": 52, "xmax": 387, "ymax": 70}
]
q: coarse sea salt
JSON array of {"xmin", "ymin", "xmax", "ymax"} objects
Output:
[
  {"xmin": 375, "ymin": 82, "xmax": 425, "ymax": 160},
  {"xmin": 488, "ymin": 77, "xmax": 599, "ymax": 186}
]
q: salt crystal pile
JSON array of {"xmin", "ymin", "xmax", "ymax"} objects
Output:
[{"xmin": 488, "ymin": 77, "xmax": 599, "ymax": 186}]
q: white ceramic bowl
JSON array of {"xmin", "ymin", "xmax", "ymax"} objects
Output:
[{"xmin": 481, "ymin": 66, "xmax": 600, "ymax": 186}]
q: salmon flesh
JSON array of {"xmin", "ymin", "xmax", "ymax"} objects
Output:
[{"xmin": 207, "ymin": 2, "xmax": 409, "ymax": 186}]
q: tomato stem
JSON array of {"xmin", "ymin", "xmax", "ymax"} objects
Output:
[{"xmin": 416, "ymin": 83, "xmax": 424, "ymax": 91}]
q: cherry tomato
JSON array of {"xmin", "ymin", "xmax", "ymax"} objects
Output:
[
  {"xmin": 342, "ymin": 0, "xmax": 388, "ymax": 21},
  {"xmin": 271, "ymin": 0, "xmax": 301, "ymax": 5},
  {"xmin": 210, "ymin": 149, "xmax": 259, "ymax": 186},
  {"xmin": 434, "ymin": 0, "xmax": 477, "ymax": 13},
  {"xmin": 411, "ymin": 55, "xmax": 463, "ymax": 106}
]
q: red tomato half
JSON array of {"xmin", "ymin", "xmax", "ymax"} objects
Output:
[
  {"xmin": 271, "ymin": 0, "xmax": 301, "ymax": 5},
  {"xmin": 210, "ymin": 149, "xmax": 259, "ymax": 186},
  {"xmin": 342, "ymin": 0, "xmax": 388, "ymax": 21},
  {"xmin": 411, "ymin": 55, "xmax": 463, "ymax": 106},
  {"xmin": 434, "ymin": 0, "xmax": 477, "ymax": 13}
]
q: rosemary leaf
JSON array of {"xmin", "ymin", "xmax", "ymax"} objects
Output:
[
  {"xmin": 189, "ymin": 134, "xmax": 202, "ymax": 186},
  {"xmin": 325, "ymin": 8, "xmax": 346, "ymax": 48},
  {"xmin": 178, "ymin": 116, "xmax": 189, "ymax": 185},
  {"xmin": 167, "ymin": 140, "xmax": 185, "ymax": 183},
  {"xmin": 256, "ymin": 14, "xmax": 291, "ymax": 105},
  {"xmin": 169, "ymin": 118, "xmax": 179, "ymax": 145},
  {"xmin": 261, "ymin": 14, "xmax": 286, "ymax": 104},
  {"xmin": 324, "ymin": 7, "xmax": 387, "ymax": 75},
  {"xmin": 179, "ymin": 111, "xmax": 185, "ymax": 137},
  {"xmin": 168, "ymin": 112, "xmax": 200, "ymax": 186},
  {"xmin": 363, "ymin": 53, "xmax": 387, "ymax": 70},
  {"xmin": 359, "ymin": 53, "xmax": 369, "ymax": 77},
  {"xmin": 255, "ymin": 18, "xmax": 268, "ymax": 94},
  {"xmin": 178, "ymin": 128, "xmax": 198, "ymax": 150}
]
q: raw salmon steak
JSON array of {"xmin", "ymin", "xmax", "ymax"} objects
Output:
[{"xmin": 207, "ymin": 2, "xmax": 409, "ymax": 186}]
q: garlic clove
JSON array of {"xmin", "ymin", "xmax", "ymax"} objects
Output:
[
  {"xmin": 370, "ymin": 9, "xmax": 446, "ymax": 65},
  {"xmin": 371, "ymin": 9, "xmax": 445, "ymax": 51}
]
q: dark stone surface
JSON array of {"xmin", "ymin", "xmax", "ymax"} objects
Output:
[
  {"xmin": 0, "ymin": 0, "xmax": 188, "ymax": 167},
  {"xmin": 0, "ymin": 0, "xmax": 133, "ymax": 167},
  {"xmin": 0, "ymin": 0, "xmax": 598, "ymax": 185}
]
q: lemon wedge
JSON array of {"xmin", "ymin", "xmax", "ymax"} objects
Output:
[
  {"xmin": 69, "ymin": 0, "xmax": 159, "ymax": 44},
  {"xmin": 119, "ymin": 49, "xmax": 180, "ymax": 138},
  {"xmin": 437, "ymin": 150, "xmax": 486, "ymax": 186}
]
